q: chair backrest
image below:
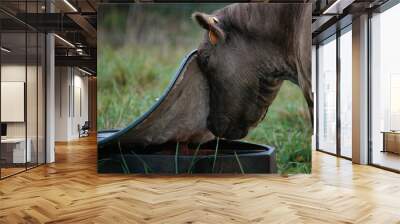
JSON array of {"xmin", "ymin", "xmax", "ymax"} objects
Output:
[{"xmin": 82, "ymin": 121, "xmax": 90, "ymax": 129}]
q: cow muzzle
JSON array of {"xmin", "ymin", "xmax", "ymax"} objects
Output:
[{"xmin": 207, "ymin": 116, "xmax": 248, "ymax": 140}]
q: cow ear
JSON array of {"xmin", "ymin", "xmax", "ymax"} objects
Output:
[{"xmin": 192, "ymin": 12, "xmax": 225, "ymax": 45}]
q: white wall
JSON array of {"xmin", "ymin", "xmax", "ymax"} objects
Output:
[
  {"xmin": 55, "ymin": 67, "xmax": 89, "ymax": 141},
  {"xmin": 55, "ymin": 67, "xmax": 69, "ymax": 141},
  {"xmin": 72, "ymin": 73, "xmax": 89, "ymax": 138}
]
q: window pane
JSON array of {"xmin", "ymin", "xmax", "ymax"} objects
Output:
[
  {"xmin": 318, "ymin": 36, "xmax": 337, "ymax": 154},
  {"xmin": 371, "ymin": 4, "xmax": 400, "ymax": 171},
  {"xmin": 340, "ymin": 29, "xmax": 352, "ymax": 158}
]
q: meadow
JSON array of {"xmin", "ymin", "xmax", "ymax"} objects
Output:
[{"xmin": 98, "ymin": 5, "xmax": 312, "ymax": 174}]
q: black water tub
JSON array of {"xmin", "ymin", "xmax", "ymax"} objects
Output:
[
  {"xmin": 98, "ymin": 133, "xmax": 276, "ymax": 174},
  {"xmin": 97, "ymin": 50, "xmax": 276, "ymax": 174}
]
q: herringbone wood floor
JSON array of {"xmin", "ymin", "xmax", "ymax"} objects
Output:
[{"xmin": 1, "ymin": 136, "xmax": 400, "ymax": 224}]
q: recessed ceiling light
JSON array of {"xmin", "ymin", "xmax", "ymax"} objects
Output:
[
  {"xmin": 322, "ymin": 0, "xmax": 354, "ymax": 15},
  {"xmin": 63, "ymin": 0, "xmax": 78, "ymax": 12},
  {"xmin": 54, "ymin": 34, "xmax": 75, "ymax": 48},
  {"xmin": 78, "ymin": 67, "xmax": 92, "ymax": 76},
  {"xmin": 1, "ymin": 47, "xmax": 11, "ymax": 53}
]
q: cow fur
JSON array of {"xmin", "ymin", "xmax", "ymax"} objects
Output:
[{"xmin": 193, "ymin": 3, "xmax": 312, "ymax": 139}]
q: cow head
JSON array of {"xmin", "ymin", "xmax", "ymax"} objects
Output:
[{"xmin": 192, "ymin": 10, "xmax": 285, "ymax": 139}]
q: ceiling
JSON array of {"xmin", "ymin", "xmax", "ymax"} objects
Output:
[
  {"xmin": 0, "ymin": 0, "xmax": 392, "ymax": 74},
  {"xmin": 0, "ymin": 0, "xmax": 97, "ymax": 74}
]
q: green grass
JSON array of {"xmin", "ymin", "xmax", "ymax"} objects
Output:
[
  {"xmin": 98, "ymin": 43, "xmax": 312, "ymax": 174},
  {"xmin": 98, "ymin": 6, "xmax": 311, "ymax": 174},
  {"xmin": 245, "ymin": 82, "xmax": 312, "ymax": 174}
]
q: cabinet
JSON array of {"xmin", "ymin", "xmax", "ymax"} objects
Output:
[
  {"xmin": 382, "ymin": 132, "xmax": 400, "ymax": 154},
  {"xmin": 0, "ymin": 138, "xmax": 32, "ymax": 164}
]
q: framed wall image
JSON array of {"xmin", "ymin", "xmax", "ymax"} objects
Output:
[
  {"xmin": 1, "ymin": 81, "xmax": 25, "ymax": 122},
  {"xmin": 97, "ymin": 3, "xmax": 312, "ymax": 175}
]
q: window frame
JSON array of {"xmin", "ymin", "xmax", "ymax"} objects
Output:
[{"xmin": 315, "ymin": 24, "xmax": 353, "ymax": 161}]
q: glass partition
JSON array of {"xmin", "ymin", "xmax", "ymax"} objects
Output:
[
  {"xmin": 38, "ymin": 32, "xmax": 45, "ymax": 165},
  {"xmin": 317, "ymin": 35, "xmax": 337, "ymax": 154},
  {"xmin": 27, "ymin": 30, "xmax": 38, "ymax": 169},
  {"xmin": 0, "ymin": 2, "xmax": 46, "ymax": 179},
  {"xmin": 1, "ymin": 30, "xmax": 27, "ymax": 177}
]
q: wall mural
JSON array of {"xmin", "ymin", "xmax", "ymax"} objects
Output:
[{"xmin": 97, "ymin": 3, "xmax": 312, "ymax": 174}]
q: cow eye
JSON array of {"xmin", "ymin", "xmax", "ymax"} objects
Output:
[
  {"xmin": 198, "ymin": 52, "xmax": 209, "ymax": 68},
  {"xmin": 203, "ymin": 55, "xmax": 209, "ymax": 66}
]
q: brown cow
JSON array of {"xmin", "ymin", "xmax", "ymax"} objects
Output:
[
  {"xmin": 98, "ymin": 3, "xmax": 312, "ymax": 150},
  {"xmin": 193, "ymin": 3, "xmax": 312, "ymax": 139}
]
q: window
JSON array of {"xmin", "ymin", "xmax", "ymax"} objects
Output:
[
  {"xmin": 339, "ymin": 28, "xmax": 352, "ymax": 158},
  {"xmin": 370, "ymin": 3, "xmax": 400, "ymax": 171},
  {"xmin": 317, "ymin": 35, "xmax": 337, "ymax": 154}
]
